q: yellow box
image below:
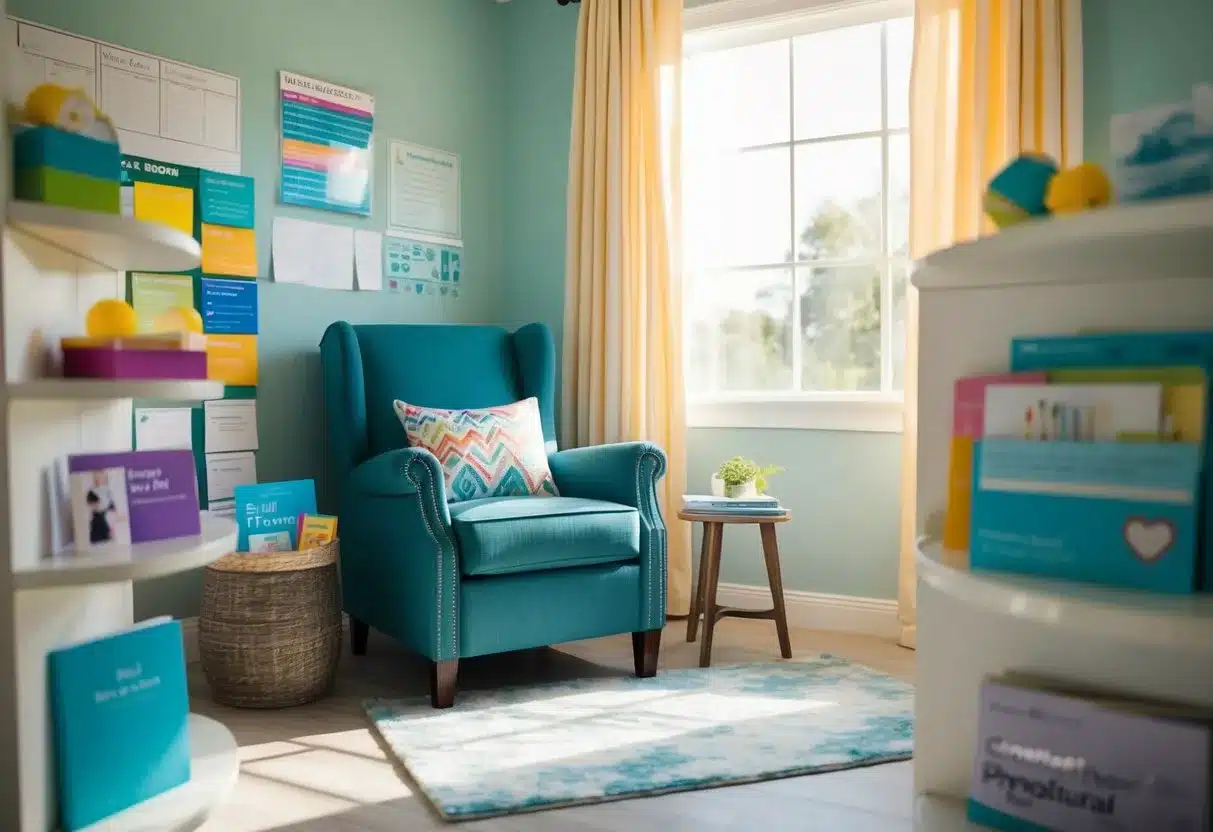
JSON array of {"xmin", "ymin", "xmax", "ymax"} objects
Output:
[
  {"xmin": 201, "ymin": 223, "xmax": 258, "ymax": 277},
  {"xmin": 206, "ymin": 334, "xmax": 258, "ymax": 385}
]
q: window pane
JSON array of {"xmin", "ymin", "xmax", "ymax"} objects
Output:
[
  {"xmin": 793, "ymin": 22, "xmax": 882, "ymax": 139},
  {"xmin": 794, "ymin": 138, "xmax": 882, "ymax": 260},
  {"xmin": 685, "ymin": 39, "xmax": 790, "ymax": 150},
  {"xmin": 687, "ymin": 269, "xmax": 794, "ymax": 393},
  {"xmin": 886, "ymin": 17, "xmax": 913, "ymax": 130},
  {"xmin": 799, "ymin": 265, "xmax": 882, "ymax": 392},
  {"xmin": 685, "ymin": 147, "xmax": 792, "ymax": 268},
  {"xmin": 888, "ymin": 133, "xmax": 910, "ymax": 257},
  {"xmin": 891, "ymin": 262, "xmax": 908, "ymax": 392}
]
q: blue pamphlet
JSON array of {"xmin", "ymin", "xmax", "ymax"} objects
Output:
[
  {"xmin": 199, "ymin": 170, "xmax": 255, "ymax": 228},
  {"xmin": 49, "ymin": 617, "xmax": 189, "ymax": 830},
  {"xmin": 234, "ymin": 479, "xmax": 317, "ymax": 551},
  {"xmin": 200, "ymin": 277, "xmax": 258, "ymax": 334}
]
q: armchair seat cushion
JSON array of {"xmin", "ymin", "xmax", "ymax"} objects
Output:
[{"xmin": 450, "ymin": 496, "xmax": 640, "ymax": 577}]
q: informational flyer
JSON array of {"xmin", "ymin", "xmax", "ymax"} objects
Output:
[
  {"xmin": 280, "ymin": 71, "xmax": 374, "ymax": 215},
  {"xmin": 388, "ymin": 140, "xmax": 461, "ymax": 244},
  {"xmin": 383, "ymin": 234, "xmax": 461, "ymax": 298}
]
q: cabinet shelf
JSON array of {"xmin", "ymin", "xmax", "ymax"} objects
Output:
[
  {"xmin": 913, "ymin": 193, "xmax": 1213, "ymax": 290},
  {"xmin": 14, "ymin": 516, "xmax": 237, "ymax": 590},
  {"xmin": 916, "ymin": 540, "xmax": 1213, "ymax": 649},
  {"xmin": 6, "ymin": 379, "xmax": 223, "ymax": 403},
  {"xmin": 81, "ymin": 713, "xmax": 239, "ymax": 832},
  {"xmin": 7, "ymin": 200, "xmax": 201, "ymax": 273}
]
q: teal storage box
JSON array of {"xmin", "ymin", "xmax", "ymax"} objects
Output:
[
  {"xmin": 13, "ymin": 125, "xmax": 121, "ymax": 182},
  {"xmin": 971, "ymin": 439, "xmax": 1203, "ymax": 594}
]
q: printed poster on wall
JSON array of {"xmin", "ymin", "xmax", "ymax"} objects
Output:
[
  {"xmin": 388, "ymin": 140, "xmax": 461, "ymax": 245},
  {"xmin": 279, "ymin": 71, "xmax": 373, "ymax": 215},
  {"xmin": 384, "ymin": 233, "xmax": 461, "ymax": 299}
]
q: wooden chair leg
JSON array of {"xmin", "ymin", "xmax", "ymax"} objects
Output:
[
  {"xmin": 687, "ymin": 523, "xmax": 712, "ymax": 642},
  {"xmin": 760, "ymin": 523, "xmax": 793, "ymax": 659},
  {"xmin": 632, "ymin": 630, "xmax": 661, "ymax": 677},
  {"xmin": 430, "ymin": 659, "xmax": 458, "ymax": 709},
  {"xmin": 350, "ymin": 617, "xmax": 369, "ymax": 656},
  {"xmin": 699, "ymin": 522, "xmax": 724, "ymax": 668}
]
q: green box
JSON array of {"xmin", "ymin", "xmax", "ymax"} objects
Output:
[{"xmin": 15, "ymin": 166, "xmax": 120, "ymax": 214}]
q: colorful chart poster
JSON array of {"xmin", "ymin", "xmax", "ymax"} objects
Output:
[
  {"xmin": 200, "ymin": 278, "xmax": 258, "ymax": 334},
  {"xmin": 279, "ymin": 71, "xmax": 374, "ymax": 215},
  {"xmin": 383, "ymin": 235, "xmax": 461, "ymax": 298},
  {"xmin": 206, "ymin": 334, "xmax": 258, "ymax": 385},
  {"xmin": 130, "ymin": 274, "xmax": 194, "ymax": 333},
  {"xmin": 201, "ymin": 224, "xmax": 258, "ymax": 277},
  {"xmin": 199, "ymin": 171, "xmax": 255, "ymax": 228}
]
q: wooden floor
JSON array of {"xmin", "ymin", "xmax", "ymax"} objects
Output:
[{"xmin": 193, "ymin": 619, "xmax": 917, "ymax": 831}]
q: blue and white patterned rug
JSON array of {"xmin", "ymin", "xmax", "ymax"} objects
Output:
[{"xmin": 364, "ymin": 655, "xmax": 914, "ymax": 821}]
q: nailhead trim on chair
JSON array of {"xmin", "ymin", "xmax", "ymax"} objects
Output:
[
  {"xmin": 405, "ymin": 454, "xmax": 458, "ymax": 660},
  {"xmin": 635, "ymin": 449, "xmax": 667, "ymax": 630}
]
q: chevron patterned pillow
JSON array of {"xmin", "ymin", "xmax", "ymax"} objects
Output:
[{"xmin": 392, "ymin": 397, "xmax": 559, "ymax": 503}]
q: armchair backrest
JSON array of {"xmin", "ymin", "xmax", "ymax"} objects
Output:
[{"xmin": 320, "ymin": 322, "xmax": 556, "ymax": 502}]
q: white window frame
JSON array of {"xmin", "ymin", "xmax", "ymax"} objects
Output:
[{"xmin": 683, "ymin": 0, "xmax": 912, "ymax": 433}]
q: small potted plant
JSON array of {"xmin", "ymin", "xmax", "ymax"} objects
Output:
[{"xmin": 712, "ymin": 457, "xmax": 782, "ymax": 498}]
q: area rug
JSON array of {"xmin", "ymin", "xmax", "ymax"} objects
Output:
[{"xmin": 364, "ymin": 654, "xmax": 914, "ymax": 821}]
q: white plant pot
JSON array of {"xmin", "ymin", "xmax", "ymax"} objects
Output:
[{"xmin": 711, "ymin": 475, "xmax": 757, "ymax": 499}]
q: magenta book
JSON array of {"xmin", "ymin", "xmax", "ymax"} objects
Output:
[
  {"xmin": 952, "ymin": 373, "xmax": 1047, "ymax": 438},
  {"xmin": 67, "ymin": 450, "xmax": 201, "ymax": 549}
]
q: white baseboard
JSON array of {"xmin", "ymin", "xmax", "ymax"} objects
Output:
[{"xmin": 714, "ymin": 583, "xmax": 900, "ymax": 639}]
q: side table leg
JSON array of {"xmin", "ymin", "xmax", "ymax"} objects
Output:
[
  {"xmin": 699, "ymin": 522, "xmax": 724, "ymax": 668},
  {"xmin": 687, "ymin": 522, "xmax": 711, "ymax": 642},
  {"xmin": 760, "ymin": 522, "xmax": 793, "ymax": 659}
]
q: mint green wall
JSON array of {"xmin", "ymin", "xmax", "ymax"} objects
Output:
[
  {"xmin": 502, "ymin": 0, "xmax": 902, "ymax": 599},
  {"xmin": 1083, "ymin": 0, "xmax": 1213, "ymax": 165},
  {"xmin": 12, "ymin": 0, "xmax": 509, "ymax": 618}
]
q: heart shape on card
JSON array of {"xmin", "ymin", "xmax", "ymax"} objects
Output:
[{"xmin": 1123, "ymin": 518, "xmax": 1175, "ymax": 562}]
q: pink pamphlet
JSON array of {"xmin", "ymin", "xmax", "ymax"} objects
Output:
[{"xmin": 953, "ymin": 373, "xmax": 1047, "ymax": 437}]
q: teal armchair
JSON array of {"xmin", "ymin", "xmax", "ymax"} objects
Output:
[{"xmin": 320, "ymin": 322, "xmax": 667, "ymax": 707}]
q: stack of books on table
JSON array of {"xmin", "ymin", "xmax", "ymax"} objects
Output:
[{"xmin": 682, "ymin": 495, "xmax": 788, "ymax": 517}]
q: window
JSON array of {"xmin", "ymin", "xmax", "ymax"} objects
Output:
[{"xmin": 682, "ymin": 1, "xmax": 912, "ymax": 431}]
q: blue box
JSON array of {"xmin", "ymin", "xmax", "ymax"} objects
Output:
[
  {"xmin": 13, "ymin": 125, "xmax": 121, "ymax": 182},
  {"xmin": 971, "ymin": 439, "xmax": 1202, "ymax": 593},
  {"xmin": 1011, "ymin": 330, "xmax": 1213, "ymax": 589}
]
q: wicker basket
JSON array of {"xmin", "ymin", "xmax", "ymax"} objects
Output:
[{"xmin": 199, "ymin": 541, "xmax": 341, "ymax": 708}]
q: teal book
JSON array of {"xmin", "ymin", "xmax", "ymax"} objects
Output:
[
  {"xmin": 49, "ymin": 617, "xmax": 190, "ymax": 830},
  {"xmin": 234, "ymin": 478, "xmax": 317, "ymax": 551}
]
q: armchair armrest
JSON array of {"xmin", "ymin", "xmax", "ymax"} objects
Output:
[
  {"xmin": 548, "ymin": 441, "xmax": 667, "ymax": 509},
  {"xmin": 549, "ymin": 442, "xmax": 668, "ymax": 630},
  {"xmin": 341, "ymin": 448, "xmax": 459, "ymax": 660}
]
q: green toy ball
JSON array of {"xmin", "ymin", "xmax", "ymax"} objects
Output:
[{"xmin": 984, "ymin": 153, "xmax": 1060, "ymax": 228}]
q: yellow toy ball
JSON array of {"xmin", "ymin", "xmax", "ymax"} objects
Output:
[
  {"xmin": 23, "ymin": 83, "xmax": 97, "ymax": 133},
  {"xmin": 153, "ymin": 305, "xmax": 204, "ymax": 334},
  {"xmin": 86, "ymin": 299, "xmax": 138, "ymax": 338},
  {"xmin": 1045, "ymin": 163, "xmax": 1114, "ymax": 215}
]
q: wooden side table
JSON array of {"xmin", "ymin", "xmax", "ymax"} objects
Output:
[{"xmin": 679, "ymin": 510, "xmax": 793, "ymax": 668}]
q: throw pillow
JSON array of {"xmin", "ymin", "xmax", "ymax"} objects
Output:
[{"xmin": 392, "ymin": 397, "xmax": 559, "ymax": 503}]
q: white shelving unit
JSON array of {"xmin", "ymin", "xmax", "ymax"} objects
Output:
[
  {"xmin": 910, "ymin": 194, "xmax": 1213, "ymax": 828},
  {"xmin": 1, "ymin": 174, "xmax": 239, "ymax": 826}
]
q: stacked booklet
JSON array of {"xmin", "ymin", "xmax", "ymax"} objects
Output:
[{"xmin": 682, "ymin": 494, "xmax": 788, "ymax": 517}]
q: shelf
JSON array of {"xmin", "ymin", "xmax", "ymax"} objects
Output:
[
  {"xmin": 916, "ymin": 539, "xmax": 1213, "ymax": 649},
  {"xmin": 914, "ymin": 795, "xmax": 981, "ymax": 831},
  {"xmin": 7, "ymin": 200, "xmax": 202, "ymax": 273},
  {"xmin": 82, "ymin": 713, "xmax": 239, "ymax": 832},
  {"xmin": 6, "ymin": 379, "xmax": 224, "ymax": 403},
  {"xmin": 912, "ymin": 194, "xmax": 1213, "ymax": 291},
  {"xmin": 14, "ymin": 516, "xmax": 237, "ymax": 590}
]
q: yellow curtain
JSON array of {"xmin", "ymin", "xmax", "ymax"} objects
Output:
[
  {"xmin": 563, "ymin": 0, "xmax": 692, "ymax": 615},
  {"xmin": 899, "ymin": 0, "xmax": 1083, "ymax": 647}
]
